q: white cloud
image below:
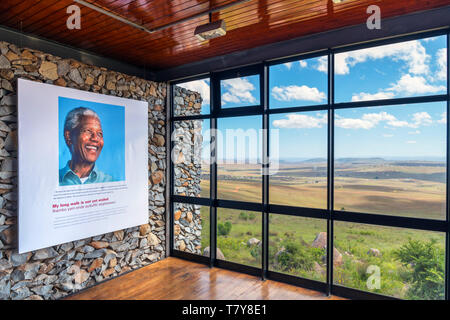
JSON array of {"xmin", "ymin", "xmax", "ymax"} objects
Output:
[
  {"xmin": 436, "ymin": 48, "xmax": 447, "ymax": 81},
  {"xmin": 335, "ymin": 117, "xmax": 376, "ymax": 129},
  {"xmin": 331, "ymin": 40, "xmax": 430, "ymax": 75},
  {"xmin": 383, "ymin": 134, "xmax": 394, "ymax": 138},
  {"xmin": 410, "ymin": 112, "xmax": 432, "ymax": 128},
  {"xmin": 334, "ymin": 111, "xmax": 434, "ymax": 130},
  {"xmin": 299, "ymin": 60, "xmax": 308, "ymax": 68},
  {"xmin": 177, "ymin": 79, "xmax": 210, "ymax": 105},
  {"xmin": 388, "ymin": 74, "xmax": 446, "ymax": 95},
  {"xmin": 422, "ymin": 37, "xmax": 438, "ymax": 42},
  {"xmin": 406, "ymin": 140, "xmax": 417, "ymax": 144},
  {"xmin": 271, "ymin": 85, "xmax": 326, "ymax": 102},
  {"xmin": 437, "ymin": 112, "xmax": 447, "ymax": 124},
  {"xmin": 222, "ymin": 78, "xmax": 256, "ymax": 104},
  {"xmin": 317, "ymin": 56, "xmax": 328, "ymax": 73},
  {"xmin": 351, "ymin": 74, "xmax": 446, "ymax": 102},
  {"xmin": 272, "ymin": 113, "xmax": 327, "ymax": 129},
  {"xmin": 273, "ymin": 110, "xmax": 439, "ymax": 131},
  {"xmin": 351, "ymin": 91, "xmax": 395, "ymax": 102},
  {"xmin": 361, "ymin": 112, "xmax": 396, "ymax": 124},
  {"xmin": 335, "ymin": 111, "xmax": 406, "ymax": 129},
  {"xmin": 386, "ymin": 119, "xmax": 410, "ymax": 128},
  {"xmin": 284, "ymin": 62, "xmax": 293, "ymax": 70}
]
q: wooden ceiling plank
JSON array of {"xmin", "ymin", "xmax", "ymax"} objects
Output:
[
  {"xmin": 19, "ymin": 0, "xmax": 74, "ymax": 31},
  {"xmin": 85, "ymin": 0, "xmax": 329, "ymax": 55},
  {"xmin": 1, "ymin": 0, "xmax": 45, "ymax": 26},
  {"xmin": 132, "ymin": 1, "xmax": 448, "ymax": 69},
  {"xmin": 79, "ymin": 0, "xmax": 450, "ymax": 69},
  {"xmin": 1, "ymin": 0, "xmax": 449, "ymax": 70},
  {"xmin": 43, "ymin": 0, "xmax": 237, "ymax": 47},
  {"xmin": 28, "ymin": 0, "xmax": 122, "ymax": 36}
]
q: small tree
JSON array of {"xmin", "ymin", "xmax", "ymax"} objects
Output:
[
  {"xmin": 394, "ymin": 239, "xmax": 445, "ymax": 300},
  {"xmin": 218, "ymin": 221, "xmax": 232, "ymax": 236}
]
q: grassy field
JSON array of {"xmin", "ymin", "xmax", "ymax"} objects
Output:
[{"xmin": 192, "ymin": 159, "xmax": 447, "ymax": 299}]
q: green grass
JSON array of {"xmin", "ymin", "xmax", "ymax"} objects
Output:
[{"xmin": 191, "ymin": 161, "xmax": 447, "ymax": 299}]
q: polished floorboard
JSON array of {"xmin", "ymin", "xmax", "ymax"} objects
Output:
[{"xmin": 66, "ymin": 257, "xmax": 344, "ymax": 300}]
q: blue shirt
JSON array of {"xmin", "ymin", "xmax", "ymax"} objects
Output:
[{"xmin": 59, "ymin": 162, "xmax": 113, "ymax": 186}]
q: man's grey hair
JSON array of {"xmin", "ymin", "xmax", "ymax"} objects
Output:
[{"xmin": 64, "ymin": 107, "xmax": 100, "ymax": 133}]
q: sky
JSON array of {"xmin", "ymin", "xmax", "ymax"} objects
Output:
[{"xmin": 177, "ymin": 35, "xmax": 448, "ymax": 161}]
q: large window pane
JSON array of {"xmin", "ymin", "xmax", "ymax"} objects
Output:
[
  {"xmin": 334, "ymin": 102, "xmax": 446, "ymax": 220},
  {"xmin": 335, "ymin": 35, "xmax": 447, "ymax": 103},
  {"xmin": 269, "ymin": 214, "xmax": 327, "ymax": 282},
  {"xmin": 221, "ymin": 75, "xmax": 260, "ymax": 108},
  {"xmin": 334, "ymin": 222, "xmax": 445, "ymax": 300},
  {"xmin": 217, "ymin": 208, "xmax": 262, "ymax": 268},
  {"xmin": 270, "ymin": 111, "xmax": 327, "ymax": 208},
  {"xmin": 270, "ymin": 56, "xmax": 328, "ymax": 108},
  {"xmin": 174, "ymin": 79, "xmax": 210, "ymax": 116},
  {"xmin": 174, "ymin": 203, "xmax": 210, "ymax": 256},
  {"xmin": 173, "ymin": 120, "xmax": 210, "ymax": 198},
  {"xmin": 217, "ymin": 116, "xmax": 262, "ymax": 202}
]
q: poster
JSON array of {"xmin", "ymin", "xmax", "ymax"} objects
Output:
[{"xmin": 18, "ymin": 79, "xmax": 149, "ymax": 253}]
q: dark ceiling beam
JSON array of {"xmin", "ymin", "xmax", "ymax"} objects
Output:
[
  {"xmin": 156, "ymin": 5, "xmax": 450, "ymax": 82},
  {"xmin": 0, "ymin": 24, "xmax": 157, "ymax": 81}
]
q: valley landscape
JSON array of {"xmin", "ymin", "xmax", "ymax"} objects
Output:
[{"xmin": 195, "ymin": 157, "xmax": 446, "ymax": 299}]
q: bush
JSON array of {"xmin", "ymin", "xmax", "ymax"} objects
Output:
[
  {"xmin": 276, "ymin": 241, "xmax": 324, "ymax": 272},
  {"xmin": 248, "ymin": 212, "xmax": 256, "ymax": 220},
  {"xmin": 239, "ymin": 212, "xmax": 248, "ymax": 220},
  {"xmin": 394, "ymin": 239, "xmax": 445, "ymax": 300},
  {"xmin": 218, "ymin": 221, "xmax": 232, "ymax": 236},
  {"xmin": 250, "ymin": 245, "xmax": 261, "ymax": 262}
]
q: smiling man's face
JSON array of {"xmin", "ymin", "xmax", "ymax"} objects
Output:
[{"xmin": 68, "ymin": 115, "xmax": 104, "ymax": 164}]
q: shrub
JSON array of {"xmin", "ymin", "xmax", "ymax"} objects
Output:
[
  {"xmin": 239, "ymin": 212, "xmax": 248, "ymax": 220},
  {"xmin": 248, "ymin": 212, "xmax": 256, "ymax": 220},
  {"xmin": 276, "ymin": 241, "xmax": 324, "ymax": 272},
  {"xmin": 218, "ymin": 221, "xmax": 232, "ymax": 236},
  {"xmin": 394, "ymin": 239, "xmax": 445, "ymax": 300},
  {"xmin": 250, "ymin": 245, "xmax": 261, "ymax": 262}
]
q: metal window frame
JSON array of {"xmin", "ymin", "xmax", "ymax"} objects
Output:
[{"xmin": 169, "ymin": 28, "xmax": 450, "ymax": 301}]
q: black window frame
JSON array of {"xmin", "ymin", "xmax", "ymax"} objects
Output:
[{"xmin": 169, "ymin": 28, "xmax": 450, "ymax": 300}]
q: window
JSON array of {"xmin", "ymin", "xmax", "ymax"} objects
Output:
[
  {"xmin": 171, "ymin": 31, "xmax": 449, "ymax": 300},
  {"xmin": 334, "ymin": 221, "xmax": 445, "ymax": 300},
  {"xmin": 335, "ymin": 36, "xmax": 447, "ymax": 103},
  {"xmin": 334, "ymin": 102, "xmax": 446, "ymax": 220},
  {"xmin": 221, "ymin": 75, "xmax": 260, "ymax": 108},
  {"xmin": 174, "ymin": 79, "xmax": 210, "ymax": 116},
  {"xmin": 270, "ymin": 111, "xmax": 328, "ymax": 208},
  {"xmin": 217, "ymin": 208, "xmax": 262, "ymax": 268},
  {"xmin": 269, "ymin": 214, "xmax": 327, "ymax": 282},
  {"xmin": 217, "ymin": 116, "xmax": 262, "ymax": 202},
  {"xmin": 270, "ymin": 56, "xmax": 328, "ymax": 108}
]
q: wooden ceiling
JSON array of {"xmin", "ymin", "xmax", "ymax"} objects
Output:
[{"xmin": 1, "ymin": 0, "xmax": 449, "ymax": 71}]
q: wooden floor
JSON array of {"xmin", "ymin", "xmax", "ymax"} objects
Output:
[{"xmin": 66, "ymin": 257, "xmax": 344, "ymax": 300}]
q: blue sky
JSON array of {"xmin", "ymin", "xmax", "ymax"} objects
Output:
[{"xmin": 177, "ymin": 35, "xmax": 448, "ymax": 161}]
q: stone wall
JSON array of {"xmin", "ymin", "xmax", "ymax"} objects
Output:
[
  {"xmin": 172, "ymin": 87, "xmax": 205, "ymax": 255},
  {"xmin": 0, "ymin": 40, "xmax": 167, "ymax": 300}
]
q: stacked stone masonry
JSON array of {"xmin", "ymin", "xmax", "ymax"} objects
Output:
[
  {"xmin": 172, "ymin": 86, "xmax": 205, "ymax": 256},
  {"xmin": 0, "ymin": 40, "xmax": 167, "ymax": 300}
]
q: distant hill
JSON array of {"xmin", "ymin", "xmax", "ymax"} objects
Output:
[
  {"xmin": 278, "ymin": 157, "xmax": 386, "ymax": 164},
  {"xmin": 335, "ymin": 157, "xmax": 386, "ymax": 163}
]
